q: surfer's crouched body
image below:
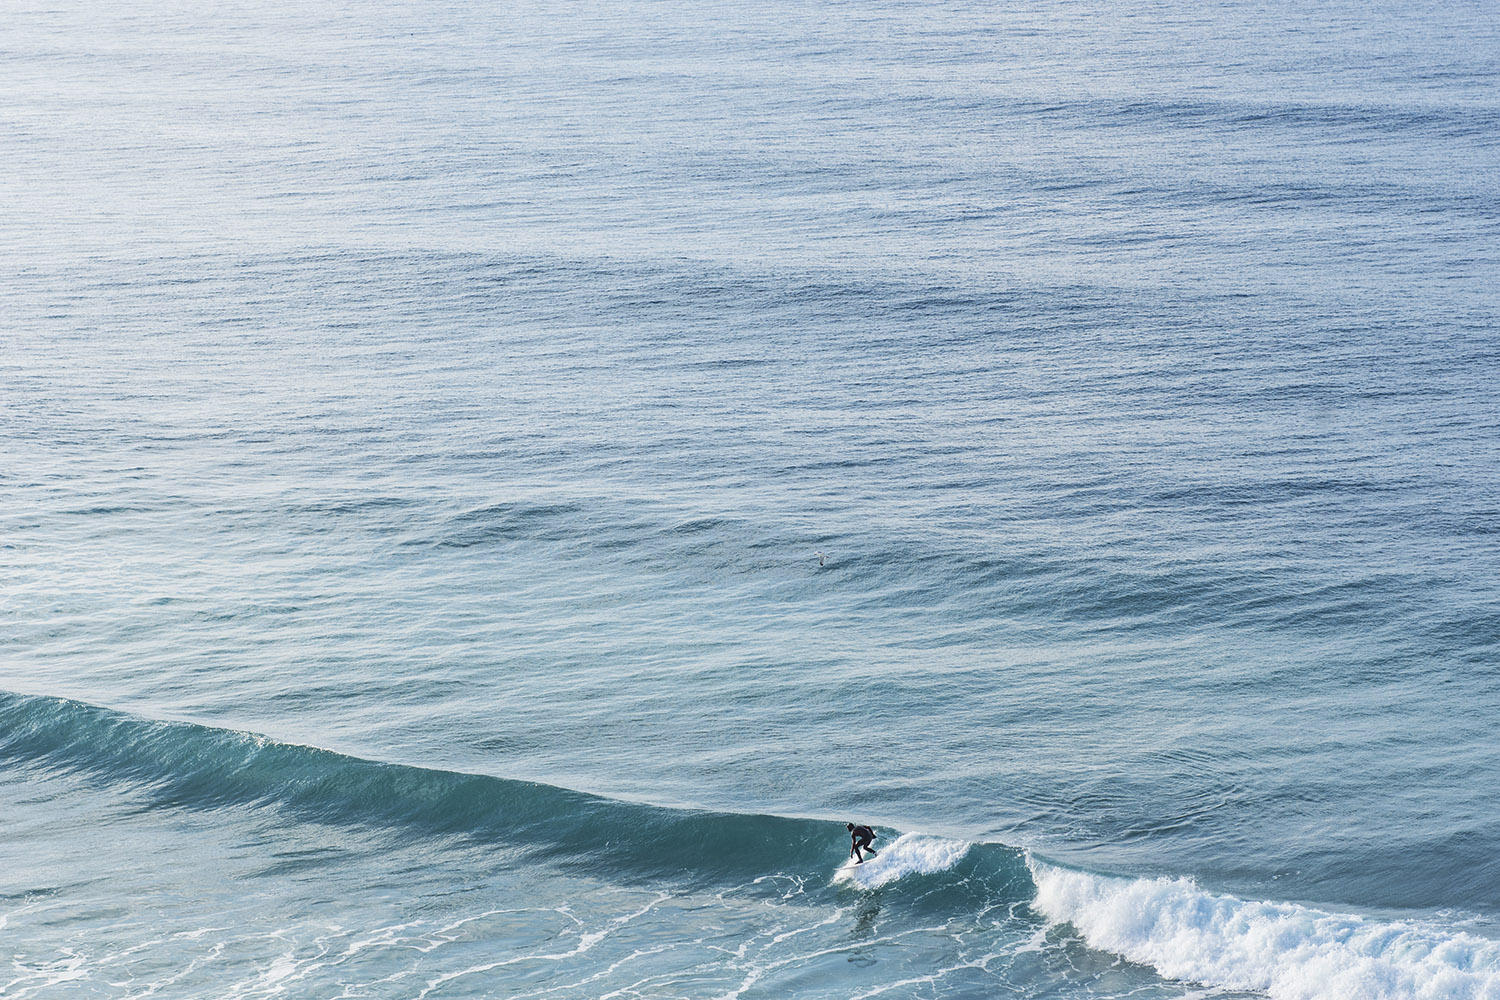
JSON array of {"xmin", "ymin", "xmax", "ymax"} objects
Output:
[{"xmin": 847, "ymin": 823, "xmax": 877, "ymax": 863}]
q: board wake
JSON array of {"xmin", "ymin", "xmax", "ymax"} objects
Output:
[{"xmin": 833, "ymin": 833, "xmax": 968, "ymax": 888}]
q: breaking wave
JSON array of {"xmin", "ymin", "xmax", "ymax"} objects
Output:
[
  {"xmin": 1030, "ymin": 858, "xmax": 1500, "ymax": 1000},
  {"xmin": 7, "ymin": 691, "xmax": 1500, "ymax": 999}
]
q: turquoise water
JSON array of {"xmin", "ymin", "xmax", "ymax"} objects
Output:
[{"xmin": 4, "ymin": 0, "xmax": 1500, "ymax": 996}]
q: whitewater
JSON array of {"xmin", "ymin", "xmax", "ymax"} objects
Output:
[{"xmin": 4, "ymin": 0, "xmax": 1499, "ymax": 996}]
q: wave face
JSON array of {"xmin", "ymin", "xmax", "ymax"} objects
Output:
[
  {"xmin": 1, "ymin": 693, "xmax": 1077, "ymax": 1000},
  {"xmin": 1031, "ymin": 859, "xmax": 1500, "ymax": 1000},
  {"xmin": 0, "ymin": 692, "xmax": 838, "ymax": 886}
]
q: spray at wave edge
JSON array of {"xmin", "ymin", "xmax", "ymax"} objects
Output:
[
  {"xmin": 1027, "ymin": 856, "xmax": 1500, "ymax": 1000},
  {"xmin": 833, "ymin": 833, "xmax": 971, "ymax": 889}
]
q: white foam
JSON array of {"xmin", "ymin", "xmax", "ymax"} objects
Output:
[
  {"xmin": 1028, "ymin": 857, "xmax": 1500, "ymax": 1000},
  {"xmin": 834, "ymin": 833, "xmax": 970, "ymax": 889}
]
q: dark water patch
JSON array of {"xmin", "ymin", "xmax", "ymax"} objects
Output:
[
  {"xmin": 55, "ymin": 504, "xmax": 165, "ymax": 516},
  {"xmin": 282, "ymin": 494, "xmax": 419, "ymax": 516},
  {"xmin": 1054, "ymin": 95, "xmax": 1500, "ymax": 141},
  {"xmin": 421, "ymin": 499, "xmax": 590, "ymax": 548}
]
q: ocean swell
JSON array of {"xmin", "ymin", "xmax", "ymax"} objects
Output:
[{"xmin": 0, "ymin": 691, "xmax": 833, "ymax": 884}]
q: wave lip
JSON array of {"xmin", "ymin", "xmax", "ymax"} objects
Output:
[
  {"xmin": 1029, "ymin": 857, "xmax": 1500, "ymax": 1000},
  {"xmin": 834, "ymin": 833, "xmax": 970, "ymax": 889}
]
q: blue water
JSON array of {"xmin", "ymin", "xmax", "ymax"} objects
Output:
[{"xmin": 4, "ymin": 0, "xmax": 1500, "ymax": 996}]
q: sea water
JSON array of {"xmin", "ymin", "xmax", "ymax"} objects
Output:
[{"xmin": 3, "ymin": 0, "xmax": 1499, "ymax": 996}]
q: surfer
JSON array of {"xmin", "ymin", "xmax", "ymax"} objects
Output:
[{"xmin": 846, "ymin": 823, "xmax": 877, "ymax": 863}]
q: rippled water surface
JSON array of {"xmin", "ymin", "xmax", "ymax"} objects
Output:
[{"xmin": 4, "ymin": 0, "xmax": 1499, "ymax": 996}]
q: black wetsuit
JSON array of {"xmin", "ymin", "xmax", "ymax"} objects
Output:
[{"xmin": 849, "ymin": 824, "xmax": 876, "ymax": 861}]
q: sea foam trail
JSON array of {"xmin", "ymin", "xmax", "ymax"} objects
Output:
[
  {"xmin": 1029, "ymin": 858, "xmax": 1500, "ymax": 1000},
  {"xmin": 833, "ymin": 833, "xmax": 970, "ymax": 889}
]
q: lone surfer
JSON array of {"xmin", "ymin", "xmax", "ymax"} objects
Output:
[{"xmin": 846, "ymin": 823, "xmax": 877, "ymax": 863}]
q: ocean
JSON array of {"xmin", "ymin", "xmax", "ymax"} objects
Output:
[{"xmin": 3, "ymin": 0, "xmax": 1499, "ymax": 996}]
